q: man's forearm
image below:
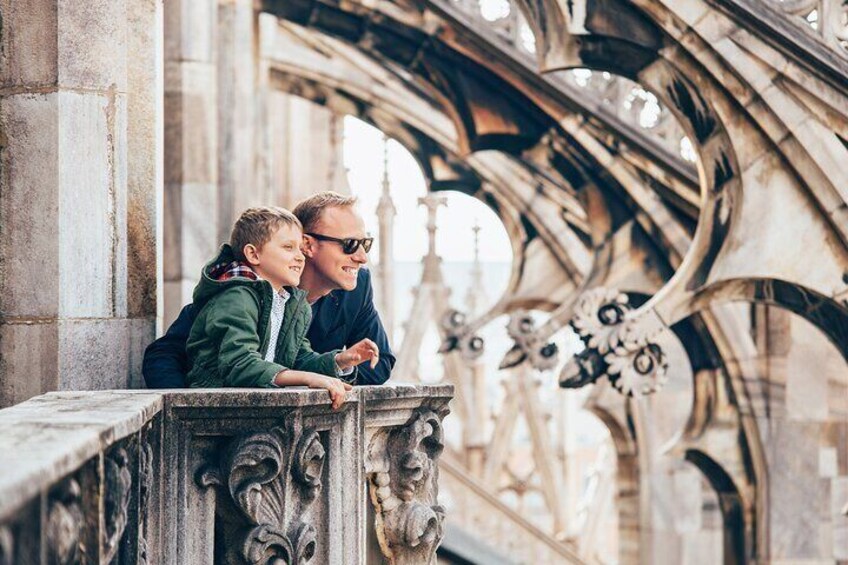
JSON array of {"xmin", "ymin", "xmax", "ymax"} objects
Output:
[{"xmin": 354, "ymin": 353, "xmax": 394, "ymax": 385}]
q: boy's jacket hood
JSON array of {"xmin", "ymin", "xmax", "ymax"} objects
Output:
[{"xmin": 192, "ymin": 244, "xmax": 305, "ymax": 307}]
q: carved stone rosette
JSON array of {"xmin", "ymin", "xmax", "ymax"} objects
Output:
[
  {"xmin": 561, "ymin": 288, "xmax": 669, "ymax": 396},
  {"xmin": 438, "ymin": 309, "xmax": 485, "ymax": 362},
  {"xmin": 499, "ymin": 310, "xmax": 559, "ymax": 371},
  {"xmin": 368, "ymin": 408, "xmax": 446, "ymax": 565},
  {"xmin": 197, "ymin": 411, "xmax": 325, "ymax": 564}
]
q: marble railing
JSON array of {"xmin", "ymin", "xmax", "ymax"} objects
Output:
[{"xmin": 0, "ymin": 385, "xmax": 452, "ymax": 564}]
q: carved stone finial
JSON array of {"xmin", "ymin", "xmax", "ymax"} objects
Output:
[
  {"xmin": 561, "ymin": 288, "xmax": 668, "ymax": 396},
  {"xmin": 197, "ymin": 411, "xmax": 325, "ymax": 564},
  {"xmin": 438, "ymin": 309, "xmax": 485, "ymax": 361},
  {"xmin": 499, "ymin": 310, "xmax": 559, "ymax": 371},
  {"xmin": 369, "ymin": 408, "xmax": 446, "ymax": 564}
]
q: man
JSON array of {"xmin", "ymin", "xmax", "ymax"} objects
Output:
[{"xmin": 143, "ymin": 192, "xmax": 395, "ymax": 387}]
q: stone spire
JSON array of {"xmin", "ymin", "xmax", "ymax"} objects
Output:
[
  {"xmin": 465, "ymin": 221, "xmax": 486, "ymax": 317},
  {"xmin": 394, "ymin": 191, "xmax": 450, "ymax": 381},
  {"xmin": 419, "ymin": 192, "xmax": 448, "ymax": 284},
  {"xmin": 375, "ymin": 135, "xmax": 397, "ymax": 343}
]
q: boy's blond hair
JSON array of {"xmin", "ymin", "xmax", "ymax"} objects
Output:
[
  {"xmin": 293, "ymin": 191, "xmax": 358, "ymax": 232},
  {"xmin": 230, "ymin": 206, "xmax": 302, "ymax": 261}
]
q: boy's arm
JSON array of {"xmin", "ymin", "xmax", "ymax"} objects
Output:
[
  {"xmin": 142, "ymin": 304, "xmax": 195, "ymax": 388},
  {"xmin": 274, "ymin": 370, "xmax": 353, "ymax": 410},
  {"xmin": 205, "ymin": 288, "xmax": 288, "ymax": 387}
]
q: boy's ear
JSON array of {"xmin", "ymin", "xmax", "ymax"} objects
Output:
[
  {"xmin": 301, "ymin": 235, "xmax": 314, "ymax": 258},
  {"xmin": 242, "ymin": 243, "xmax": 261, "ymax": 266}
]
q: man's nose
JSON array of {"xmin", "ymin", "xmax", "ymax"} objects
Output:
[{"xmin": 352, "ymin": 245, "xmax": 368, "ymax": 263}]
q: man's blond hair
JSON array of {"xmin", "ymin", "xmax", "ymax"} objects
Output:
[
  {"xmin": 293, "ymin": 191, "xmax": 358, "ymax": 232},
  {"xmin": 230, "ymin": 206, "xmax": 302, "ymax": 261}
]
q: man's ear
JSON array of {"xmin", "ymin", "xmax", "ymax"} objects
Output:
[
  {"xmin": 243, "ymin": 243, "xmax": 261, "ymax": 266},
  {"xmin": 301, "ymin": 235, "xmax": 314, "ymax": 258}
]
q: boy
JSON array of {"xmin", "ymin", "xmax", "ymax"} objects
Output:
[{"xmin": 186, "ymin": 206, "xmax": 379, "ymax": 409}]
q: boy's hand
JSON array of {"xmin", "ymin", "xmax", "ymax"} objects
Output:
[
  {"xmin": 335, "ymin": 339, "xmax": 380, "ymax": 371},
  {"xmin": 307, "ymin": 374, "xmax": 353, "ymax": 410}
]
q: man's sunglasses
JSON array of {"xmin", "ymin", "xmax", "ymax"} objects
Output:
[{"xmin": 306, "ymin": 233, "xmax": 374, "ymax": 254}]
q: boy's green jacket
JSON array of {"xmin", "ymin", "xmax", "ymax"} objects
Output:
[{"xmin": 186, "ymin": 244, "xmax": 339, "ymax": 388}]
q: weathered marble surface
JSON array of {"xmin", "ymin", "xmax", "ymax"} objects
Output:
[
  {"xmin": 0, "ymin": 385, "xmax": 453, "ymax": 564},
  {"xmin": 0, "ymin": 391, "xmax": 161, "ymax": 520}
]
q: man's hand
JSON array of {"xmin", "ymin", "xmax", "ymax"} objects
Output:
[
  {"xmin": 335, "ymin": 339, "xmax": 380, "ymax": 371},
  {"xmin": 307, "ymin": 374, "xmax": 353, "ymax": 410}
]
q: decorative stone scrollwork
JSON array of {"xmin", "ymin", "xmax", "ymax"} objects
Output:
[
  {"xmin": 197, "ymin": 411, "xmax": 325, "ymax": 564},
  {"xmin": 499, "ymin": 310, "xmax": 559, "ymax": 371},
  {"xmin": 103, "ymin": 447, "xmax": 133, "ymax": 562},
  {"xmin": 138, "ymin": 437, "xmax": 155, "ymax": 565},
  {"xmin": 46, "ymin": 478, "xmax": 83, "ymax": 565},
  {"xmin": 0, "ymin": 525, "xmax": 13, "ymax": 565},
  {"xmin": 562, "ymin": 288, "xmax": 669, "ymax": 396},
  {"xmin": 438, "ymin": 309, "xmax": 485, "ymax": 361},
  {"xmin": 369, "ymin": 408, "xmax": 446, "ymax": 565}
]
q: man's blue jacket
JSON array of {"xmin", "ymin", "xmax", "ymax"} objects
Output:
[{"xmin": 142, "ymin": 268, "xmax": 395, "ymax": 387}]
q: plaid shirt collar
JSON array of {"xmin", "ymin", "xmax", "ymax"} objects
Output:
[
  {"xmin": 210, "ymin": 261, "xmax": 290, "ymax": 298},
  {"xmin": 210, "ymin": 261, "xmax": 259, "ymax": 282}
]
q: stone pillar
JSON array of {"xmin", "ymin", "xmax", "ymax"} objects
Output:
[
  {"xmin": 128, "ymin": 0, "xmax": 164, "ymax": 381},
  {"xmin": 0, "ymin": 0, "xmax": 161, "ymax": 406},
  {"xmin": 217, "ymin": 0, "xmax": 258, "ymax": 239},
  {"xmin": 267, "ymin": 97, "xmax": 346, "ymax": 207},
  {"xmin": 163, "ymin": 0, "xmax": 219, "ymax": 326}
]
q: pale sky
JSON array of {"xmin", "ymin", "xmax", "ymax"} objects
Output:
[{"xmin": 343, "ymin": 116, "xmax": 513, "ymax": 264}]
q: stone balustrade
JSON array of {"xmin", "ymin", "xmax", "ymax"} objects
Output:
[{"xmin": 0, "ymin": 385, "xmax": 452, "ymax": 564}]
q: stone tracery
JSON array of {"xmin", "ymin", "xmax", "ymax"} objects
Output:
[{"xmin": 0, "ymin": 0, "xmax": 847, "ymax": 562}]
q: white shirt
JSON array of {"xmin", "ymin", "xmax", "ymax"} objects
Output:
[
  {"xmin": 264, "ymin": 287, "xmax": 290, "ymax": 363},
  {"xmin": 263, "ymin": 284, "xmax": 351, "ymax": 378}
]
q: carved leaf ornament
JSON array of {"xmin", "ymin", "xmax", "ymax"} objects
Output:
[
  {"xmin": 198, "ymin": 412, "xmax": 325, "ymax": 564},
  {"xmin": 104, "ymin": 447, "xmax": 133, "ymax": 562},
  {"xmin": 46, "ymin": 478, "xmax": 83, "ymax": 565}
]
